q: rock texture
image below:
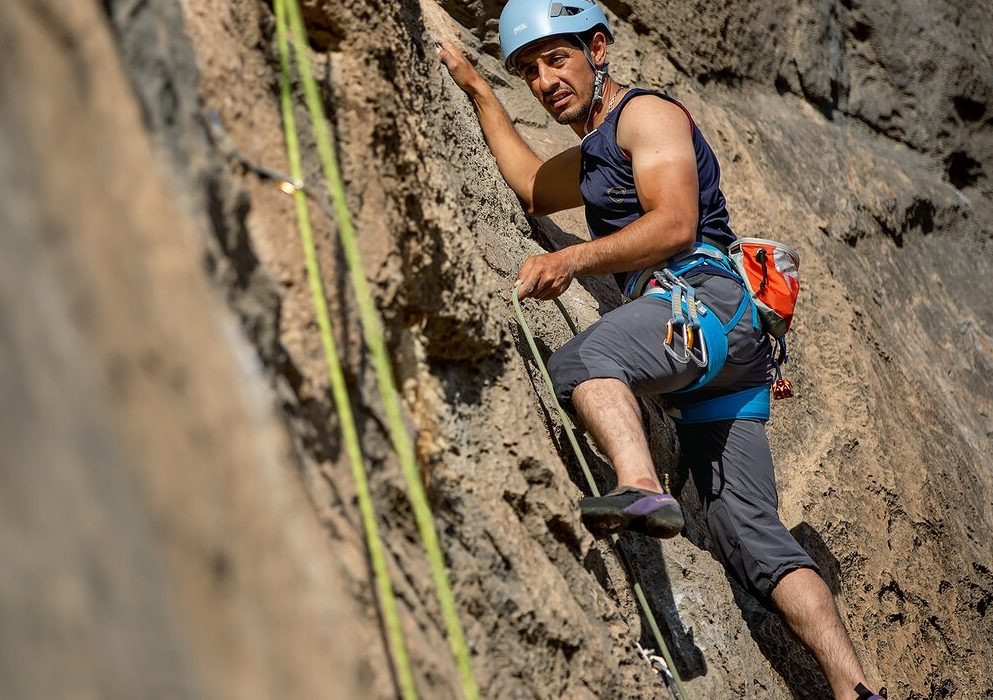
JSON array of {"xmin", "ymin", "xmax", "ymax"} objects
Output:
[
  {"xmin": 3, "ymin": 0, "xmax": 992, "ymax": 698},
  {"xmin": 0, "ymin": 2, "xmax": 369, "ymax": 698}
]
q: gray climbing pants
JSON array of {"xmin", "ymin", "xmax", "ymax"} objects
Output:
[{"xmin": 547, "ymin": 273, "xmax": 819, "ymax": 600}]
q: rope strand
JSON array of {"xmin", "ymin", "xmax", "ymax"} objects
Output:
[
  {"xmin": 277, "ymin": 2, "xmax": 479, "ymax": 697},
  {"xmin": 274, "ymin": 2, "xmax": 417, "ymax": 697}
]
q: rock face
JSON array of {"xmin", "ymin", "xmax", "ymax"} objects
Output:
[
  {"xmin": 0, "ymin": 2, "xmax": 369, "ymax": 698},
  {"xmin": 3, "ymin": 0, "xmax": 991, "ymax": 699}
]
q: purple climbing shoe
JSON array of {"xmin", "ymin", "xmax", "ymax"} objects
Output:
[
  {"xmin": 856, "ymin": 683, "xmax": 887, "ymax": 700},
  {"xmin": 579, "ymin": 486, "xmax": 684, "ymax": 539}
]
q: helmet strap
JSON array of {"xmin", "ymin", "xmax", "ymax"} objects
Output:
[
  {"xmin": 581, "ymin": 44, "xmax": 609, "ymax": 105},
  {"xmin": 581, "ymin": 43, "xmax": 609, "ymax": 133}
]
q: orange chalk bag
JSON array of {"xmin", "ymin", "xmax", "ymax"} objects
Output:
[{"xmin": 729, "ymin": 238, "xmax": 801, "ymax": 399}]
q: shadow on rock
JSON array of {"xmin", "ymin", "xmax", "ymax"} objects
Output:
[
  {"xmin": 621, "ymin": 533, "xmax": 709, "ymax": 682},
  {"xmin": 791, "ymin": 522, "xmax": 844, "ymax": 596}
]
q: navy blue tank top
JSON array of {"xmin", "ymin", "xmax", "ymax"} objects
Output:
[{"xmin": 579, "ymin": 88, "xmax": 736, "ymax": 288}]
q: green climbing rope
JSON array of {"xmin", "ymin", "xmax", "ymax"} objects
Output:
[
  {"xmin": 276, "ymin": 2, "xmax": 479, "ymax": 698},
  {"xmin": 511, "ymin": 287, "xmax": 689, "ymax": 700},
  {"xmin": 274, "ymin": 2, "xmax": 417, "ymax": 698}
]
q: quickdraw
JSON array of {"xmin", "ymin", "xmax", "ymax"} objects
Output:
[{"xmin": 659, "ymin": 269, "xmax": 708, "ymax": 368}]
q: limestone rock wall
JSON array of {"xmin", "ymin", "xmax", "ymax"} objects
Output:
[{"xmin": 0, "ymin": 1, "xmax": 370, "ymax": 698}]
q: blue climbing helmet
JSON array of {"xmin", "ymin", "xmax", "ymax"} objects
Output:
[{"xmin": 498, "ymin": 0, "xmax": 614, "ymax": 74}]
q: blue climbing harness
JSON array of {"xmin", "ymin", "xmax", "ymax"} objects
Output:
[{"xmin": 632, "ymin": 242, "xmax": 773, "ymax": 425}]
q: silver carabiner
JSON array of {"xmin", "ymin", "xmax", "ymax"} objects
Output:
[
  {"xmin": 663, "ymin": 282, "xmax": 692, "ymax": 364},
  {"xmin": 689, "ymin": 322, "xmax": 708, "ymax": 368},
  {"xmin": 660, "ymin": 270, "xmax": 697, "ymax": 364},
  {"xmin": 664, "ymin": 321, "xmax": 693, "ymax": 364},
  {"xmin": 684, "ymin": 286, "xmax": 708, "ymax": 368}
]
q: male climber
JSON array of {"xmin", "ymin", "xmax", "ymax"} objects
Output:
[{"xmin": 438, "ymin": 1, "xmax": 884, "ymax": 698}]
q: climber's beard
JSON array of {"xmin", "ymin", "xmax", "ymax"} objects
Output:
[{"xmin": 553, "ymin": 91, "xmax": 594, "ymax": 125}]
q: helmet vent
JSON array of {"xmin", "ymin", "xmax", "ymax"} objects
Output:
[{"xmin": 550, "ymin": 2, "xmax": 585, "ymax": 18}]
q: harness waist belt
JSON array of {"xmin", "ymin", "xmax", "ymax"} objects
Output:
[
  {"xmin": 666, "ymin": 385, "xmax": 771, "ymax": 424},
  {"xmin": 623, "ymin": 240, "xmax": 735, "ymax": 299}
]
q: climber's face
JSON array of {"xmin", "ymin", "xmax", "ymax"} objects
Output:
[{"xmin": 515, "ymin": 37, "xmax": 598, "ymax": 125}]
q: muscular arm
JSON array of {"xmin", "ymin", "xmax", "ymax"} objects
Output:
[
  {"xmin": 437, "ymin": 40, "xmax": 582, "ymax": 216},
  {"xmin": 516, "ymin": 96, "xmax": 699, "ymax": 298}
]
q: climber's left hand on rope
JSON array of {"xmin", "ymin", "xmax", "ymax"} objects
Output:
[{"xmin": 515, "ymin": 251, "xmax": 575, "ymax": 300}]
